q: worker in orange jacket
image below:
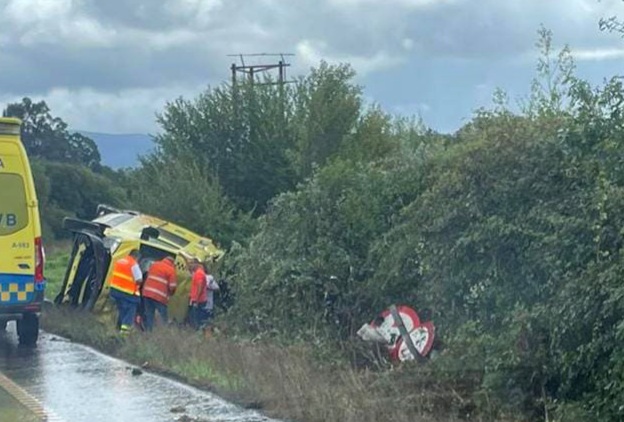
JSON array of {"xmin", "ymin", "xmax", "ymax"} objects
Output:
[
  {"xmin": 109, "ymin": 249, "xmax": 142, "ymax": 335},
  {"xmin": 142, "ymin": 256, "xmax": 178, "ymax": 331},
  {"xmin": 188, "ymin": 259, "xmax": 208, "ymax": 330}
]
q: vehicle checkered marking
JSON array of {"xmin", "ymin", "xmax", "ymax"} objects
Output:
[{"xmin": 0, "ymin": 280, "xmax": 35, "ymax": 304}]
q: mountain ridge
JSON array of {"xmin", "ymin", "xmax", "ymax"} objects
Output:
[{"xmin": 79, "ymin": 131, "xmax": 154, "ymax": 169}]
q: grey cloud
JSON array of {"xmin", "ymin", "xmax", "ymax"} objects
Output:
[
  {"xmin": 0, "ymin": 0, "xmax": 622, "ymax": 133},
  {"xmin": 81, "ymin": 0, "xmax": 185, "ymax": 31},
  {"xmin": 400, "ymin": 0, "xmax": 624, "ymax": 59},
  {"xmin": 0, "ymin": 39, "xmax": 225, "ymax": 94}
]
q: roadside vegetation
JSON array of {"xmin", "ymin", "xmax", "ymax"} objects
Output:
[
  {"xmin": 42, "ymin": 306, "xmax": 466, "ymax": 422},
  {"xmin": 30, "ymin": 26, "xmax": 624, "ymax": 422}
]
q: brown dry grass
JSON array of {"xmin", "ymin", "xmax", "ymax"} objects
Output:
[{"xmin": 42, "ymin": 307, "xmax": 471, "ymax": 422}]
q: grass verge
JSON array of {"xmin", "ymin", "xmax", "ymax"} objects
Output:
[
  {"xmin": 42, "ymin": 306, "xmax": 477, "ymax": 422},
  {"xmin": 42, "ymin": 245, "xmax": 515, "ymax": 422}
]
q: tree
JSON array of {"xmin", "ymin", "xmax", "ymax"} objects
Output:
[
  {"xmin": 599, "ymin": 0, "xmax": 624, "ymax": 36},
  {"xmin": 153, "ymin": 80, "xmax": 295, "ymax": 214},
  {"xmin": 32, "ymin": 160, "xmax": 127, "ymax": 238},
  {"xmin": 148, "ymin": 62, "xmax": 363, "ymax": 215},
  {"xmin": 128, "ymin": 156, "xmax": 254, "ymax": 247},
  {"xmin": 291, "ymin": 62, "xmax": 362, "ymax": 178},
  {"xmin": 3, "ymin": 97, "xmax": 101, "ymax": 168},
  {"xmin": 521, "ymin": 26, "xmax": 576, "ymax": 117}
]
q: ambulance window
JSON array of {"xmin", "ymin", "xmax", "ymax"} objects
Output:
[
  {"xmin": 103, "ymin": 214, "xmax": 134, "ymax": 227},
  {"xmin": 158, "ymin": 229, "xmax": 190, "ymax": 247},
  {"xmin": 0, "ymin": 173, "xmax": 29, "ymax": 235}
]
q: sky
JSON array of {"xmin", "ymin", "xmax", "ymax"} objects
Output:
[{"xmin": 1, "ymin": 0, "xmax": 624, "ymax": 135}]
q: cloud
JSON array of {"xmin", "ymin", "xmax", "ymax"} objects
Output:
[
  {"xmin": 5, "ymin": 0, "xmax": 72, "ymax": 25},
  {"xmin": 572, "ymin": 47, "xmax": 624, "ymax": 60},
  {"xmin": 0, "ymin": 84, "xmax": 205, "ymax": 134},
  {"xmin": 1, "ymin": 0, "xmax": 623, "ymax": 133},
  {"xmin": 328, "ymin": 0, "xmax": 458, "ymax": 9},
  {"xmin": 296, "ymin": 39, "xmax": 403, "ymax": 76}
]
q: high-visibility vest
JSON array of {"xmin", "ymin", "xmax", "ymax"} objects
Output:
[
  {"xmin": 109, "ymin": 256, "xmax": 140, "ymax": 296},
  {"xmin": 143, "ymin": 258, "xmax": 177, "ymax": 304}
]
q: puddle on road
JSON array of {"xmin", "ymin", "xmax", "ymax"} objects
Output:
[{"xmin": 0, "ymin": 326, "xmax": 277, "ymax": 422}]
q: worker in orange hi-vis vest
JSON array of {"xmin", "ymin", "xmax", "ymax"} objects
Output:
[
  {"xmin": 142, "ymin": 256, "xmax": 177, "ymax": 331},
  {"xmin": 108, "ymin": 249, "xmax": 143, "ymax": 335}
]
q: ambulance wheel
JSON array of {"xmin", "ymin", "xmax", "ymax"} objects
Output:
[{"xmin": 17, "ymin": 314, "xmax": 39, "ymax": 346}]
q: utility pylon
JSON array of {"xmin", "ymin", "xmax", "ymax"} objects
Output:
[
  {"xmin": 228, "ymin": 53, "xmax": 295, "ymax": 118},
  {"xmin": 228, "ymin": 53, "xmax": 295, "ymax": 87}
]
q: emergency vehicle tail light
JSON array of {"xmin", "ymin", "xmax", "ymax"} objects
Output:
[{"xmin": 34, "ymin": 237, "xmax": 44, "ymax": 284}]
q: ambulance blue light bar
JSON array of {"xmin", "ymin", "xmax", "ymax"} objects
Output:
[{"xmin": 0, "ymin": 117, "xmax": 21, "ymax": 135}]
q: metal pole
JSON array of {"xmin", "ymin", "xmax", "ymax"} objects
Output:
[{"xmin": 389, "ymin": 304, "xmax": 427, "ymax": 363}]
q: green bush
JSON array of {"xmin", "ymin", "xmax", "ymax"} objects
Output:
[
  {"xmin": 127, "ymin": 157, "xmax": 254, "ymax": 248},
  {"xmin": 226, "ymin": 74, "xmax": 624, "ymax": 420},
  {"xmin": 32, "ymin": 160, "xmax": 127, "ymax": 239},
  {"xmin": 227, "ymin": 128, "xmax": 441, "ymax": 339}
]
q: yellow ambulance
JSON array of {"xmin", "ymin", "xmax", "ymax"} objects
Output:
[
  {"xmin": 0, "ymin": 117, "xmax": 45, "ymax": 346},
  {"xmin": 55, "ymin": 205, "xmax": 224, "ymax": 325}
]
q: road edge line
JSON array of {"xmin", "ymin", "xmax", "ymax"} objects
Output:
[{"xmin": 0, "ymin": 369, "xmax": 62, "ymax": 421}]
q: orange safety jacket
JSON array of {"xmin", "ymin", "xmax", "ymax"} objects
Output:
[
  {"xmin": 109, "ymin": 256, "xmax": 141, "ymax": 296},
  {"xmin": 189, "ymin": 267, "xmax": 207, "ymax": 304},
  {"xmin": 143, "ymin": 258, "xmax": 177, "ymax": 305}
]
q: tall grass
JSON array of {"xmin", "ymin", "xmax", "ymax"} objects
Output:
[
  {"xmin": 40, "ymin": 247, "xmax": 514, "ymax": 421},
  {"xmin": 42, "ymin": 307, "xmax": 473, "ymax": 422}
]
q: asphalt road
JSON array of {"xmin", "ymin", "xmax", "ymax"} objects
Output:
[{"xmin": 0, "ymin": 323, "xmax": 274, "ymax": 422}]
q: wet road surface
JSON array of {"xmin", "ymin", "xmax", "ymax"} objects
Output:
[{"xmin": 0, "ymin": 323, "xmax": 276, "ymax": 422}]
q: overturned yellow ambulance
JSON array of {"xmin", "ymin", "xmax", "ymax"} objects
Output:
[{"xmin": 54, "ymin": 204, "xmax": 224, "ymax": 323}]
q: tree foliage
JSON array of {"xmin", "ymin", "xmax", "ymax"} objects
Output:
[
  {"xmin": 3, "ymin": 97, "xmax": 101, "ymax": 168},
  {"xmin": 32, "ymin": 160, "xmax": 127, "ymax": 239},
  {"xmin": 127, "ymin": 156, "xmax": 254, "ymax": 247},
  {"xmin": 1, "ymin": 98, "xmax": 127, "ymax": 240},
  {"xmin": 143, "ymin": 62, "xmax": 364, "ymax": 216},
  {"xmin": 215, "ymin": 31, "xmax": 624, "ymax": 421}
]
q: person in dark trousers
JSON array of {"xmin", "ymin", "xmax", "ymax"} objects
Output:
[
  {"xmin": 188, "ymin": 259, "xmax": 207, "ymax": 330},
  {"xmin": 109, "ymin": 249, "xmax": 142, "ymax": 335},
  {"xmin": 142, "ymin": 256, "xmax": 177, "ymax": 331}
]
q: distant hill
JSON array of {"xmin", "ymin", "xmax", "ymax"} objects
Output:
[{"xmin": 79, "ymin": 131, "xmax": 154, "ymax": 169}]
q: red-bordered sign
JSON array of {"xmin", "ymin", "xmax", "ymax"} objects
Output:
[
  {"xmin": 395, "ymin": 321, "xmax": 435, "ymax": 361},
  {"xmin": 368, "ymin": 305, "xmax": 435, "ymax": 361}
]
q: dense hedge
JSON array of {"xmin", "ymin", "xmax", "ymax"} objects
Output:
[{"xmin": 223, "ymin": 77, "xmax": 624, "ymax": 420}]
